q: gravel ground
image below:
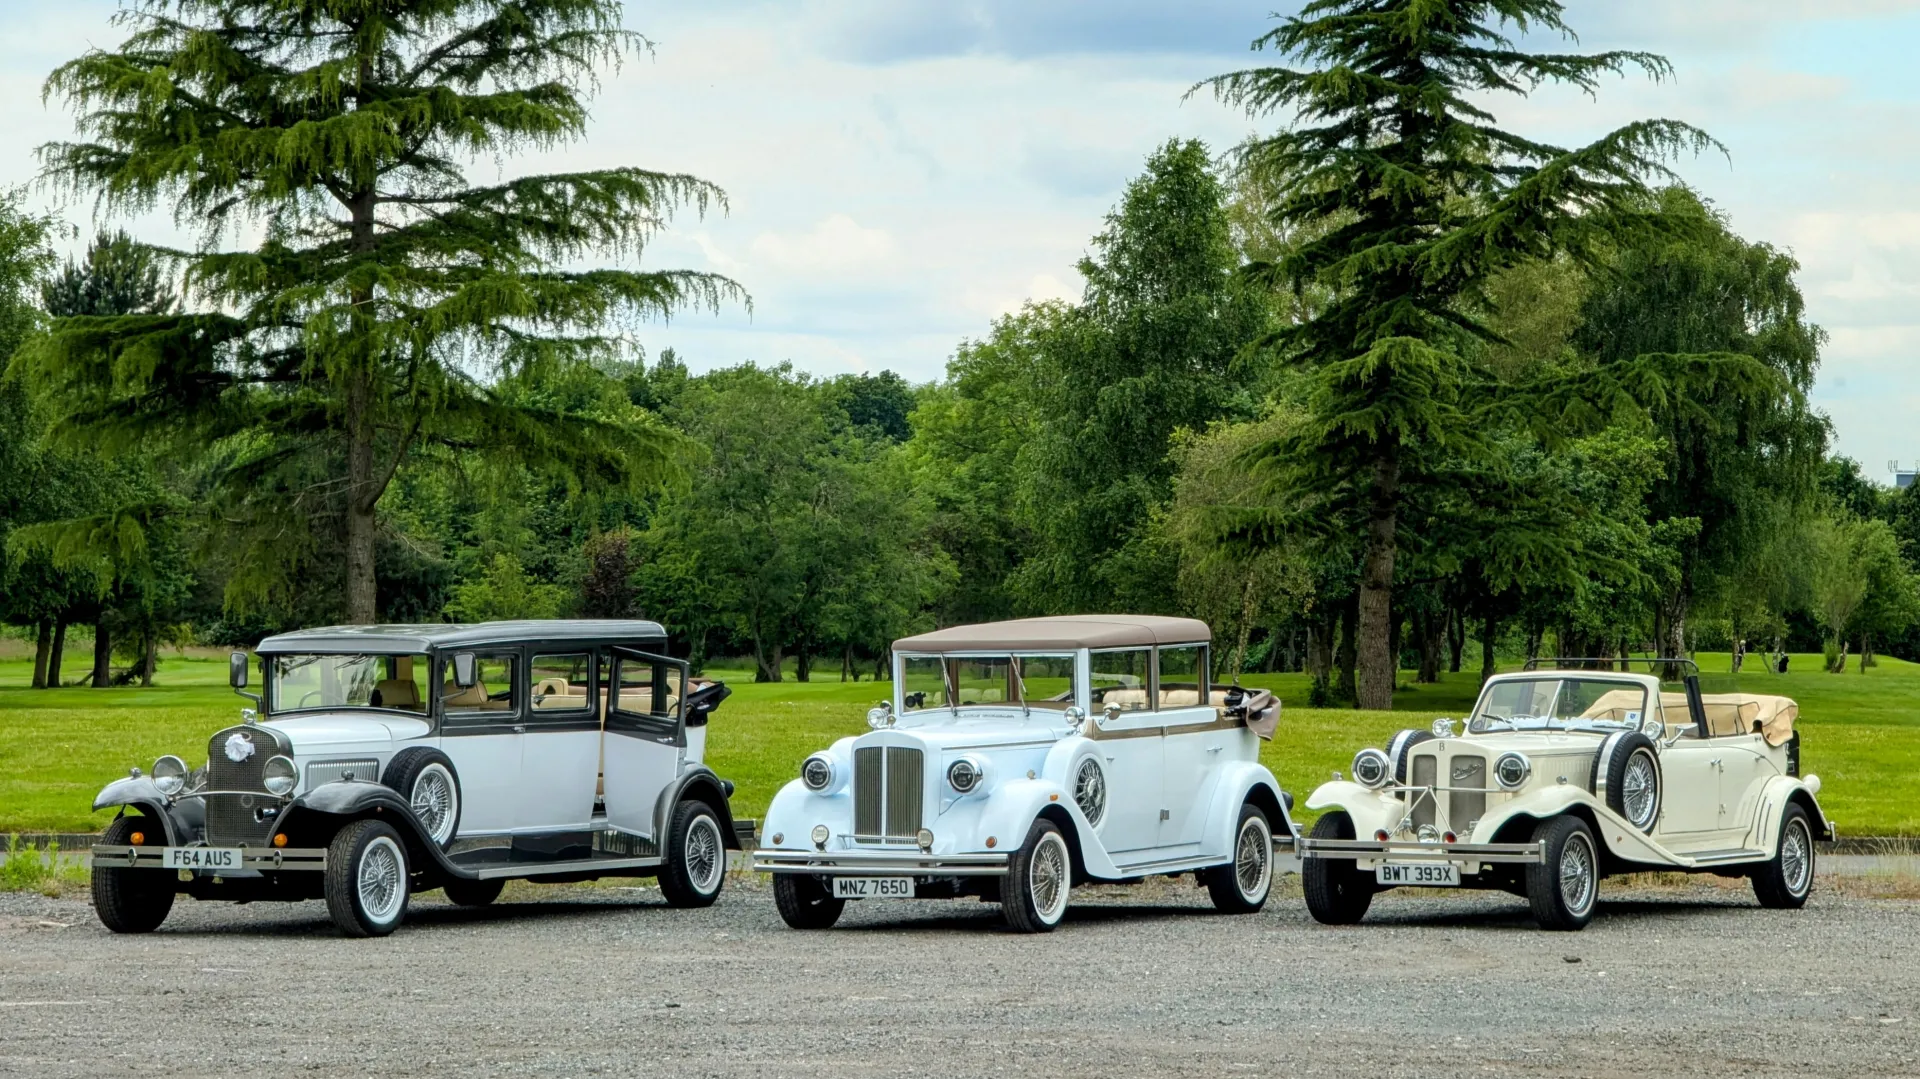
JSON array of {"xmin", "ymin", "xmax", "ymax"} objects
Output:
[{"xmin": 2, "ymin": 872, "xmax": 1916, "ymax": 1079}]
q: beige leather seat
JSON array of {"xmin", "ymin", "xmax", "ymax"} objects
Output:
[
  {"xmin": 373, "ymin": 679, "xmax": 423, "ymax": 712},
  {"xmin": 443, "ymin": 681, "xmax": 508, "ymax": 710}
]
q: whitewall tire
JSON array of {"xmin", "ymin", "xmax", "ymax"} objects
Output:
[
  {"xmin": 1003, "ymin": 818, "xmax": 1072, "ymax": 933},
  {"xmin": 1207, "ymin": 802, "xmax": 1273, "ymax": 914},
  {"xmin": 325, "ymin": 819, "xmax": 411, "ymax": 937}
]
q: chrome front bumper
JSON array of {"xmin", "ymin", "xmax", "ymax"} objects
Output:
[
  {"xmin": 752, "ymin": 848, "xmax": 1010, "ymax": 877},
  {"xmin": 1298, "ymin": 838, "xmax": 1547, "ymax": 865},
  {"xmin": 90, "ymin": 845, "xmax": 328, "ymax": 871}
]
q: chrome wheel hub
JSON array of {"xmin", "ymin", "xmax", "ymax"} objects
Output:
[
  {"xmin": 1073, "ymin": 759, "xmax": 1106, "ymax": 828},
  {"xmin": 1235, "ymin": 817, "xmax": 1271, "ymax": 899},
  {"xmin": 1621, "ymin": 751, "xmax": 1658, "ymax": 830},
  {"xmin": 412, "ymin": 765, "xmax": 457, "ymax": 845},
  {"xmin": 1031, "ymin": 833, "xmax": 1069, "ymax": 923},
  {"xmin": 1782, "ymin": 819, "xmax": 1812, "ymax": 896},
  {"xmin": 1559, "ymin": 833, "xmax": 1597, "ymax": 915}
]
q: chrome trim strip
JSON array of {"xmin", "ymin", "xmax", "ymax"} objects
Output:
[
  {"xmin": 89, "ymin": 845, "xmax": 328, "ymax": 870},
  {"xmin": 1299, "ymin": 838, "xmax": 1547, "ymax": 864},
  {"xmin": 752, "ymin": 849, "xmax": 1009, "ymax": 877}
]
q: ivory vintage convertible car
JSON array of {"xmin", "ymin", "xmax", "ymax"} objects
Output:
[
  {"xmin": 88, "ymin": 621, "xmax": 746, "ymax": 936},
  {"xmin": 753, "ymin": 615, "xmax": 1293, "ymax": 932},
  {"xmin": 1300, "ymin": 660, "xmax": 1830, "ymax": 930}
]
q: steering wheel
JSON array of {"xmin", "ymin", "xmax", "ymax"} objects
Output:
[{"xmin": 299, "ymin": 690, "xmax": 322, "ymax": 707}]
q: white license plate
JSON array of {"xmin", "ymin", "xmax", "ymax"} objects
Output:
[
  {"xmin": 1376, "ymin": 862, "xmax": 1461, "ymax": 887},
  {"xmin": 163, "ymin": 847, "xmax": 243, "ymax": 871},
  {"xmin": 832, "ymin": 876, "xmax": 915, "ymax": 899}
]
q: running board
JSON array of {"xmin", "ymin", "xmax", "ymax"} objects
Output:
[
  {"xmin": 469, "ymin": 854, "xmax": 663, "ymax": 880},
  {"xmin": 1682, "ymin": 848, "xmax": 1769, "ymax": 867}
]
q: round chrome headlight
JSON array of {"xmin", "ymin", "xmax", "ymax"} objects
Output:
[
  {"xmin": 1351, "ymin": 748, "xmax": 1391, "ymax": 789},
  {"xmin": 946, "ymin": 755, "xmax": 987, "ymax": 795},
  {"xmin": 262, "ymin": 755, "xmax": 297, "ymax": 797},
  {"xmin": 151, "ymin": 755, "xmax": 188, "ymax": 797},
  {"xmin": 801, "ymin": 754, "xmax": 837, "ymax": 793},
  {"xmin": 1494, "ymin": 751, "xmax": 1531, "ymax": 790},
  {"xmin": 866, "ymin": 705, "xmax": 893, "ymax": 730}
]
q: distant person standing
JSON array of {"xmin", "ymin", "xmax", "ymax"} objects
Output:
[
  {"xmin": 1778, "ymin": 653, "xmax": 1790, "ymax": 674},
  {"xmin": 1733, "ymin": 639, "xmax": 1746, "ymax": 673}
]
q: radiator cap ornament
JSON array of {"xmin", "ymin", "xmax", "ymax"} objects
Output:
[{"xmin": 224, "ymin": 731, "xmax": 257, "ymax": 763}]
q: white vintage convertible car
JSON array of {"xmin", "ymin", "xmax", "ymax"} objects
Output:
[
  {"xmin": 753, "ymin": 615, "xmax": 1294, "ymax": 932},
  {"xmin": 88, "ymin": 621, "xmax": 746, "ymax": 936},
  {"xmin": 1300, "ymin": 661, "xmax": 1830, "ymax": 930}
]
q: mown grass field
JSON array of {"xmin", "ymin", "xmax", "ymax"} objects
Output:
[{"xmin": 2, "ymin": 645, "xmax": 1915, "ymax": 835}]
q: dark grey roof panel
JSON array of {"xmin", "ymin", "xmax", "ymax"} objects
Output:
[{"xmin": 255, "ymin": 620, "xmax": 668, "ymax": 654}]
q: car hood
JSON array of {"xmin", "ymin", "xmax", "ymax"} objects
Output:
[
  {"xmin": 264, "ymin": 712, "xmax": 429, "ymax": 748},
  {"xmin": 879, "ymin": 714, "xmax": 1075, "ymax": 750},
  {"xmin": 1441, "ymin": 731, "xmax": 1610, "ymax": 755}
]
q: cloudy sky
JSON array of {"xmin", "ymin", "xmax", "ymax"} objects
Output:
[{"xmin": 1, "ymin": 1, "xmax": 1914, "ymax": 477}]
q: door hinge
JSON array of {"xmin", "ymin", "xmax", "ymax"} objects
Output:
[{"xmin": 1159, "ymin": 809, "xmax": 1170, "ymax": 821}]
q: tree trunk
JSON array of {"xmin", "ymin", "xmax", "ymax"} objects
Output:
[
  {"xmin": 140, "ymin": 624, "xmax": 156, "ymax": 688},
  {"xmin": 753, "ymin": 638, "xmax": 782, "ymax": 683},
  {"xmin": 343, "ymin": 364, "xmax": 379, "ymax": 624},
  {"xmin": 1305, "ymin": 616, "xmax": 1332, "ymax": 689},
  {"xmin": 1416, "ymin": 611, "xmax": 1441, "ymax": 684},
  {"xmin": 795, "ymin": 645, "xmax": 811, "ymax": 683},
  {"xmin": 32, "ymin": 618, "xmax": 52, "ymax": 689},
  {"xmin": 1447, "ymin": 608, "xmax": 1464, "ymax": 673},
  {"xmin": 92, "ymin": 620, "xmax": 112, "ymax": 688},
  {"xmin": 1524, "ymin": 622, "xmax": 1543, "ymax": 665},
  {"xmin": 48, "ymin": 618, "xmax": 68, "ymax": 687},
  {"xmin": 1335, "ymin": 595, "xmax": 1358, "ymax": 704},
  {"xmin": 1356, "ymin": 448, "xmax": 1400, "ymax": 710},
  {"xmin": 1657, "ymin": 589, "xmax": 1689, "ymax": 681},
  {"xmin": 1860, "ymin": 633, "xmax": 1875, "ymax": 671},
  {"xmin": 1481, "ymin": 614, "xmax": 1498, "ymax": 685}
]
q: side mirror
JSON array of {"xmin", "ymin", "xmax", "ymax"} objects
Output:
[
  {"xmin": 1100, "ymin": 702, "xmax": 1120, "ymax": 727},
  {"xmin": 451, "ymin": 652, "xmax": 477, "ymax": 689},
  {"xmin": 229, "ymin": 651, "xmax": 249, "ymax": 689}
]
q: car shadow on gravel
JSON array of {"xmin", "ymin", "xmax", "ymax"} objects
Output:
[
  {"xmin": 112, "ymin": 894, "xmax": 694, "ymax": 937},
  {"xmin": 1354, "ymin": 894, "xmax": 1761, "ymax": 929},
  {"xmin": 821, "ymin": 899, "xmax": 1221, "ymax": 934}
]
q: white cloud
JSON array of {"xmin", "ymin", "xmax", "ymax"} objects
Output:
[{"xmin": 746, "ymin": 214, "xmax": 896, "ymax": 273}]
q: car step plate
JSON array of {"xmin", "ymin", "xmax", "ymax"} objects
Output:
[
  {"xmin": 833, "ymin": 877, "xmax": 915, "ymax": 899},
  {"xmin": 1376, "ymin": 863, "xmax": 1460, "ymax": 887}
]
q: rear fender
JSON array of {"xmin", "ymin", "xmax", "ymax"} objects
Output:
[
  {"xmin": 656, "ymin": 766, "xmax": 744, "ymax": 848},
  {"xmin": 1747, "ymin": 777, "xmax": 1834, "ymax": 852},
  {"xmin": 1198, "ymin": 762, "xmax": 1294, "ymax": 858}
]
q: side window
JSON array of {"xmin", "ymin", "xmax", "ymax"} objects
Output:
[
  {"xmin": 1089, "ymin": 648, "xmax": 1152, "ymax": 712},
  {"xmin": 611, "ymin": 653, "xmax": 682, "ymax": 723},
  {"xmin": 531, "ymin": 653, "xmax": 594, "ymax": 714},
  {"xmin": 1156, "ymin": 645, "xmax": 1208, "ymax": 709},
  {"xmin": 444, "ymin": 654, "xmax": 518, "ymax": 715}
]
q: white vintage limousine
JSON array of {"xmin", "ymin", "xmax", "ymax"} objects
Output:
[
  {"xmin": 753, "ymin": 615, "xmax": 1295, "ymax": 932},
  {"xmin": 1301, "ymin": 660, "xmax": 1831, "ymax": 930}
]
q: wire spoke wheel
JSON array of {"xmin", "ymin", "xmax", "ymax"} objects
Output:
[
  {"xmin": 1030, "ymin": 832, "xmax": 1069, "ymax": 922},
  {"xmin": 685, "ymin": 814, "xmax": 724, "ymax": 895},
  {"xmin": 1559, "ymin": 832, "xmax": 1597, "ymax": 916},
  {"xmin": 1235, "ymin": 817, "xmax": 1271, "ymax": 898},
  {"xmin": 1781, "ymin": 818, "xmax": 1812, "ymax": 896},
  {"xmin": 1073, "ymin": 759, "xmax": 1106, "ymax": 827},
  {"xmin": 411, "ymin": 765, "xmax": 457, "ymax": 845},
  {"xmin": 1621, "ymin": 752, "xmax": 1658, "ymax": 830},
  {"xmin": 357, "ymin": 837, "xmax": 406, "ymax": 924}
]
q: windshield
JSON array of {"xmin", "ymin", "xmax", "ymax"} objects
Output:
[
  {"xmin": 269, "ymin": 653, "xmax": 430, "ymax": 714},
  {"xmin": 1471, "ymin": 677, "xmax": 1650, "ymax": 733},
  {"xmin": 899, "ymin": 654, "xmax": 1078, "ymax": 713}
]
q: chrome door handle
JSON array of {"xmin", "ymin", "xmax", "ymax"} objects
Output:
[{"xmin": 512, "ymin": 724, "xmax": 526, "ymax": 733}]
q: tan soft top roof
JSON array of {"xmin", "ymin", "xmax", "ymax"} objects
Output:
[{"xmin": 894, "ymin": 615, "xmax": 1211, "ymax": 653}]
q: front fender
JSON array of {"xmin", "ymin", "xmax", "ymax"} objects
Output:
[
  {"xmin": 1473, "ymin": 786, "xmax": 1684, "ymax": 868},
  {"xmin": 277, "ymin": 781, "xmax": 474, "ymax": 883},
  {"xmin": 970, "ymin": 777, "xmax": 1122, "ymax": 879},
  {"xmin": 1303, "ymin": 781, "xmax": 1404, "ymax": 837},
  {"xmin": 91, "ymin": 777, "xmax": 184, "ymax": 844}
]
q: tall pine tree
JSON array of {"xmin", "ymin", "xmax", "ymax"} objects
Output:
[
  {"xmin": 27, "ymin": 0, "xmax": 736, "ymax": 621},
  {"xmin": 1200, "ymin": 0, "xmax": 1759, "ymax": 707}
]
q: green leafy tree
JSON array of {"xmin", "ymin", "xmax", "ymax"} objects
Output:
[
  {"xmin": 27, "ymin": 0, "xmax": 735, "ymax": 622},
  {"xmin": 444, "ymin": 551, "xmax": 566, "ymax": 623},
  {"xmin": 1199, "ymin": 0, "xmax": 1762, "ymax": 707}
]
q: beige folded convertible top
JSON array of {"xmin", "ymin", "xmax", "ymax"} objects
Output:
[
  {"xmin": 1658, "ymin": 692, "xmax": 1800, "ymax": 744},
  {"xmin": 894, "ymin": 615, "xmax": 1211, "ymax": 653}
]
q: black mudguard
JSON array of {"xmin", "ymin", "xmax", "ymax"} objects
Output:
[
  {"xmin": 657, "ymin": 766, "xmax": 747, "ymax": 849},
  {"xmin": 274, "ymin": 781, "xmax": 479, "ymax": 883}
]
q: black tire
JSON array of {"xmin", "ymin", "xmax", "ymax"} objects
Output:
[
  {"xmin": 772, "ymin": 874, "xmax": 845, "ymax": 929},
  {"xmin": 324, "ymin": 819, "xmax": 411, "ymax": 937},
  {"xmin": 1387, "ymin": 729, "xmax": 1434, "ymax": 783},
  {"xmin": 1525, "ymin": 816, "xmax": 1600, "ymax": 931},
  {"xmin": 441, "ymin": 877, "xmax": 505, "ymax": 907},
  {"xmin": 1591, "ymin": 732, "xmax": 1661, "ymax": 833},
  {"xmin": 1002, "ymin": 818, "xmax": 1072, "ymax": 933},
  {"xmin": 1752, "ymin": 803, "xmax": 1815, "ymax": 909},
  {"xmin": 381, "ymin": 748, "xmax": 462, "ymax": 849},
  {"xmin": 1206, "ymin": 803, "xmax": 1274, "ymax": 914},
  {"xmin": 658, "ymin": 799, "xmax": 727, "ymax": 908},
  {"xmin": 1302, "ymin": 811, "xmax": 1374, "ymax": 925},
  {"xmin": 91, "ymin": 815, "xmax": 174, "ymax": 934}
]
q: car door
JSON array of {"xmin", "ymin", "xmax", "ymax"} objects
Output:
[
  {"xmin": 516, "ymin": 650, "xmax": 602, "ymax": 832},
  {"xmin": 1088, "ymin": 647, "xmax": 1161, "ymax": 855},
  {"xmin": 434, "ymin": 652, "xmax": 523, "ymax": 836},
  {"xmin": 1154, "ymin": 643, "xmax": 1225, "ymax": 852},
  {"xmin": 602, "ymin": 647, "xmax": 688, "ymax": 843}
]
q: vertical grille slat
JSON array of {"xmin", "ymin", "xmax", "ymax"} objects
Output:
[
  {"xmin": 851, "ymin": 744, "xmax": 925, "ymax": 842},
  {"xmin": 1449, "ymin": 755, "xmax": 1486, "ymax": 832},
  {"xmin": 853, "ymin": 747, "xmax": 884, "ymax": 837},
  {"xmin": 885, "ymin": 747, "xmax": 923, "ymax": 839},
  {"xmin": 1410, "ymin": 753, "xmax": 1437, "ymax": 831}
]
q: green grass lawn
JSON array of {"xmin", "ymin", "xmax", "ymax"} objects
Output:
[{"xmin": 2, "ymin": 649, "xmax": 1915, "ymax": 835}]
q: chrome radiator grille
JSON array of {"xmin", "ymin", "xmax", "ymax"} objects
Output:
[
  {"xmin": 1406, "ymin": 748, "xmax": 1488, "ymax": 833},
  {"xmin": 204, "ymin": 724, "xmax": 288, "ymax": 846},
  {"xmin": 852, "ymin": 745, "xmax": 925, "ymax": 841}
]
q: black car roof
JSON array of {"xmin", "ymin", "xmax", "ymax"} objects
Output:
[{"xmin": 254, "ymin": 620, "xmax": 668, "ymax": 654}]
